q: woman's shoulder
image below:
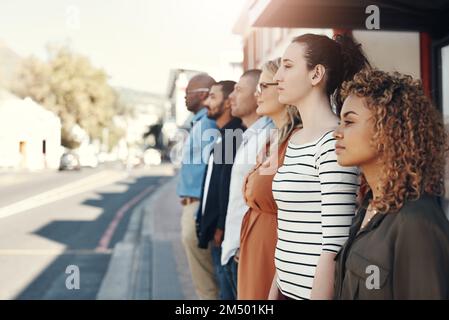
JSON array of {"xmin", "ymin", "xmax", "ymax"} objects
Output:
[
  {"xmin": 317, "ymin": 129, "xmax": 336, "ymax": 145},
  {"xmin": 399, "ymin": 195, "xmax": 443, "ymax": 217},
  {"xmin": 281, "ymin": 128, "xmax": 301, "ymax": 147},
  {"xmin": 396, "ymin": 194, "xmax": 449, "ymax": 236},
  {"xmin": 314, "ymin": 129, "xmax": 337, "ymax": 156}
]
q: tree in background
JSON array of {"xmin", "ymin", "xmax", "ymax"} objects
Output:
[{"xmin": 13, "ymin": 47, "xmax": 126, "ymax": 151}]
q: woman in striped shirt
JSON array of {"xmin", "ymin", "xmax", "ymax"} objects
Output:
[{"xmin": 268, "ymin": 33, "xmax": 370, "ymax": 300}]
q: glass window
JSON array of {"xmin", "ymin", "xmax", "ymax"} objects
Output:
[{"xmin": 441, "ymin": 44, "xmax": 449, "ymax": 218}]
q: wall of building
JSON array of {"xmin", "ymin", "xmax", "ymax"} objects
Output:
[
  {"xmin": 353, "ymin": 30, "xmax": 421, "ymax": 78},
  {"xmin": 243, "ymin": 28, "xmax": 421, "ymax": 80},
  {"xmin": 235, "ymin": 1, "xmax": 448, "ymax": 218},
  {"xmin": 0, "ymin": 96, "xmax": 62, "ymax": 170},
  {"xmin": 244, "ymin": 27, "xmax": 333, "ymax": 69}
]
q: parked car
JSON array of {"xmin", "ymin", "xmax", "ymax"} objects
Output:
[{"xmin": 59, "ymin": 152, "xmax": 81, "ymax": 171}]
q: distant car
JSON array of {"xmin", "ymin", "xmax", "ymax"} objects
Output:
[{"xmin": 59, "ymin": 152, "xmax": 81, "ymax": 171}]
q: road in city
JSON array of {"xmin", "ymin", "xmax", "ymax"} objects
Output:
[{"xmin": 0, "ymin": 163, "xmax": 175, "ymax": 299}]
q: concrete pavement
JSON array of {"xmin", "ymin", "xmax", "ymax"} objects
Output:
[
  {"xmin": 97, "ymin": 173, "xmax": 198, "ymax": 300},
  {"xmin": 0, "ymin": 164, "xmax": 175, "ymax": 299}
]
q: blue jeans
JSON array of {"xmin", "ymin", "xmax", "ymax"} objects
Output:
[
  {"xmin": 223, "ymin": 256, "xmax": 238, "ymax": 299},
  {"xmin": 211, "ymin": 245, "xmax": 235, "ymax": 300}
]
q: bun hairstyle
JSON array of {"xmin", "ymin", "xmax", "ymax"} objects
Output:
[{"xmin": 292, "ymin": 33, "xmax": 370, "ymax": 115}]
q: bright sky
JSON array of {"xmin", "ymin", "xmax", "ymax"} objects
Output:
[{"xmin": 0, "ymin": 0, "xmax": 244, "ymax": 95}]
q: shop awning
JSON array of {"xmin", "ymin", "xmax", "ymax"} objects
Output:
[{"xmin": 250, "ymin": 0, "xmax": 449, "ymax": 38}]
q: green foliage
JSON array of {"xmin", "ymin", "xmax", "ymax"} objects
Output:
[{"xmin": 13, "ymin": 47, "xmax": 126, "ymax": 150}]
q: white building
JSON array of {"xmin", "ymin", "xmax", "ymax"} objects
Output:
[{"xmin": 0, "ymin": 89, "xmax": 62, "ymax": 170}]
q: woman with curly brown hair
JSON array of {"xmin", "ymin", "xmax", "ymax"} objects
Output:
[{"xmin": 333, "ymin": 69, "xmax": 449, "ymax": 300}]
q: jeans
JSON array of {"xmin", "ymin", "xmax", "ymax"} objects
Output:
[
  {"xmin": 223, "ymin": 256, "xmax": 238, "ymax": 299},
  {"xmin": 211, "ymin": 245, "xmax": 235, "ymax": 300}
]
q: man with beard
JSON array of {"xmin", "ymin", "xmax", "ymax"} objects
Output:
[{"xmin": 197, "ymin": 80, "xmax": 244, "ymax": 300}]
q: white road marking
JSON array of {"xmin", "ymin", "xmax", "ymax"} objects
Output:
[
  {"xmin": 0, "ymin": 170, "xmax": 128, "ymax": 220},
  {"xmin": 0, "ymin": 249, "xmax": 113, "ymax": 255}
]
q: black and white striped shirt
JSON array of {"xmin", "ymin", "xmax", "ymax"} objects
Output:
[{"xmin": 272, "ymin": 130, "xmax": 359, "ymax": 300}]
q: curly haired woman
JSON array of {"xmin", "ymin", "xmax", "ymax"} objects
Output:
[{"xmin": 333, "ymin": 69, "xmax": 449, "ymax": 300}]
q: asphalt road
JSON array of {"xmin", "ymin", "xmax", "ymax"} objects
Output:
[{"xmin": 0, "ymin": 163, "xmax": 174, "ymax": 299}]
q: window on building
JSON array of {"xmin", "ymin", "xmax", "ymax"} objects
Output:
[
  {"xmin": 441, "ymin": 44, "xmax": 449, "ymax": 123},
  {"xmin": 437, "ymin": 40, "xmax": 449, "ymax": 218},
  {"xmin": 440, "ymin": 43, "xmax": 449, "ymax": 218}
]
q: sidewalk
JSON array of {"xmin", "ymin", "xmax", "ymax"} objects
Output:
[{"xmin": 97, "ymin": 173, "xmax": 198, "ymax": 299}]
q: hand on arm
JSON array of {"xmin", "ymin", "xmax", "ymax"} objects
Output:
[
  {"xmin": 268, "ymin": 272, "xmax": 281, "ymax": 300},
  {"xmin": 310, "ymin": 252, "xmax": 336, "ymax": 299},
  {"xmin": 213, "ymin": 228, "xmax": 224, "ymax": 247},
  {"xmin": 233, "ymin": 248, "xmax": 240, "ymax": 263}
]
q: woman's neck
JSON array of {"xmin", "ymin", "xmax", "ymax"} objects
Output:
[
  {"xmin": 294, "ymin": 90, "xmax": 337, "ymax": 130},
  {"xmin": 270, "ymin": 111, "xmax": 287, "ymax": 129},
  {"xmin": 361, "ymin": 161, "xmax": 384, "ymax": 201},
  {"xmin": 241, "ymin": 112, "xmax": 260, "ymax": 129}
]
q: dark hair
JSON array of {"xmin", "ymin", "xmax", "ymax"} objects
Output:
[
  {"xmin": 292, "ymin": 33, "xmax": 370, "ymax": 115},
  {"xmin": 214, "ymin": 80, "xmax": 236, "ymax": 100}
]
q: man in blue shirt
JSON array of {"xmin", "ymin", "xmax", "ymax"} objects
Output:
[{"xmin": 177, "ymin": 73, "xmax": 219, "ymax": 300}]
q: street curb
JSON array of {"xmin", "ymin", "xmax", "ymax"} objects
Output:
[
  {"xmin": 96, "ymin": 175, "xmax": 187, "ymax": 300},
  {"xmin": 146, "ymin": 177, "xmax": 188, "ymax": 299},
  {"xmin": 96, "ymin": 180, "xmax": 161, "ymax": 300}
]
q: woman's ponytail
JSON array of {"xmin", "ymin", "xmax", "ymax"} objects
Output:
[
  {"xmin": 333, "ymin": 34, "xmax": 371, "ymax": 113},
  {"xmin": 292, "ymin": 33, "xmax": 370, "ymax": 115}
]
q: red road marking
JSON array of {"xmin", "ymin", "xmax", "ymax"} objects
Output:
[{"xmin": 95, "ymin": 185, "xmax": 156, "ymax": 253}]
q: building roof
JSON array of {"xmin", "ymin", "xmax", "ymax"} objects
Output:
[
  {"xmin": 236, "ymin": 0, "xmax": 449, "ymax": 38},
  {"xmin": 0, "ymin": 89, "xmax": 61, "ymax": 136}
]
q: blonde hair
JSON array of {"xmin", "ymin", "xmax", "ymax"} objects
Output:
[{"xmin": 261, "ymin": 58, "xmax": 302, "ymax": 144}]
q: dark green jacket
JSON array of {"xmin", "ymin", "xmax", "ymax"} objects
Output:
[{"xmin": 334, "ymin": 193, "xmax": 449, "ymax": 300}]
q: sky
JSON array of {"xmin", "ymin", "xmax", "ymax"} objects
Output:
[{"xmin": 0, "ymin": 0, "xmax": 245, "ymax": 95}]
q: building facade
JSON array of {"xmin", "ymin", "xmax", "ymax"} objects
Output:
[
  {"xmin": 233, "ymin": 0, "xmax": 449, "ymax": 215},
  {"xmin": 0, "ymin": 90, "xmax": 62, "ymax": 170}
]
